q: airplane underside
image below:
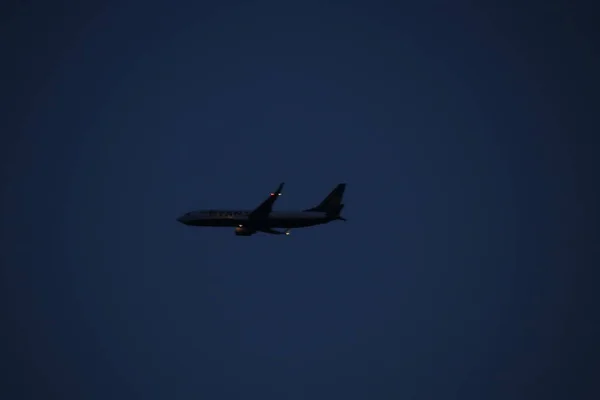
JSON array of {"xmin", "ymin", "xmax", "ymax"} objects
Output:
[{"xmin": 187, "ymin": 218, "xmax": 327, "ymax": 229}]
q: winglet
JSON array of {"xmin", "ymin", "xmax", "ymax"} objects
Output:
[
  {"xmin": 270, "ymin": 182, "xmax": 284, "ymax": 196},
  {"xmin": 249, "ymin": 182, "xmax": 285, "ymax": 220}
]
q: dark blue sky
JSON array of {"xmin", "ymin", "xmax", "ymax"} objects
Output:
[{"xmin": 2, "ymin": 1, "xmax": 598, "ymax": 399}]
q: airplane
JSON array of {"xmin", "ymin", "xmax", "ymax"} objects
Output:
[{"xmin": 176, "ymin": 183, "xmax": 347, "ymax": 236}]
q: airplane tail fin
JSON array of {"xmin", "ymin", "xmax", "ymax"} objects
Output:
[{"xmin": 304, "ymin": 183, "xmax": 346, "ymax": 216}]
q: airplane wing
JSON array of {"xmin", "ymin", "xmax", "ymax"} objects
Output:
[
  {"xmin": 248, "ymin": 182, "xmax": 284, "ymax": 220},
  {"xmin": 259, "ymin": 228, "xmax": 290, "ymax": 235}
]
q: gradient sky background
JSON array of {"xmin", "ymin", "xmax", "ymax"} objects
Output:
[{"xmin": 2, "ymin": 1, "xmax": 598, "ymax": 399}]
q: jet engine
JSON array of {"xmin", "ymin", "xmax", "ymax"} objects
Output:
[{"xmin": 235, "ymin": 226, "xmax": 254, "ymax": 236}]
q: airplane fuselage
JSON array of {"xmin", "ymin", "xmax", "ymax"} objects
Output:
[
  {"xmin": 177, "ymin": 182, "xmax": 347, "ymax": 235},
  {"xmin": 177, "ymin": 210, "xmax": 333, "ymax": 228}
]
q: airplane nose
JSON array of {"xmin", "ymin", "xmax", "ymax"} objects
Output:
[{"xmin": 177, "ymin": 215, "xmax": 186, "ymax": 223}]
